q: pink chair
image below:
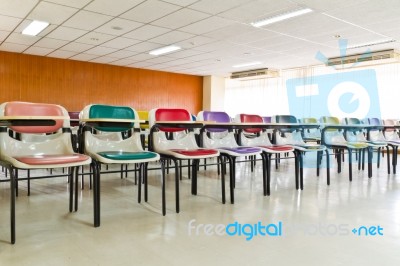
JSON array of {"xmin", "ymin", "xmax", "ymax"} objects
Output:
[{"xmin": 0, "ymin": 101, "xmax": 91, "ymax": 244}]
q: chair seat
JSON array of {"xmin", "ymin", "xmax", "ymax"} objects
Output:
[
  {"xmin": 15, "ymin": 154, "xmax": 89, "ymax": 165},
  {"xmin": 220, "ymin": 147, "xmax": 260, "ymax": 154},
  {"xmin": 296, "ymin": 144, "xmax": 325, "ymax": 149},
  {"xmin": 98, "ymin": 151, "xmax": 158, "ymax": 160},
  {"xmin": 387, "ymin": 140, "xmax": 400, "ymax": 146},
  {"xmin": 170, "ymin": 149, "xmax": 218, "ymax": 156},
  {"xmin": 259, "ymin": 145, "xmax": 293, "ymax": 152},
  {"xmin": 347, "ymin": 142, "xmax": 369, "ymax": 148}
]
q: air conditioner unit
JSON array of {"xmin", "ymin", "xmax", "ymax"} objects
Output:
[
  {"xmin": 230, "ymin": 68, "xmax": 280, "ymax": 80},
  {"xmin": 326, "ymin": 49, "xmax": 400, "ymax": 68}
]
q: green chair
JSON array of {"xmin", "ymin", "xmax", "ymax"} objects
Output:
[{"xmin": 80, "ymin": 104, "xmax": 160, "ymax": 226}]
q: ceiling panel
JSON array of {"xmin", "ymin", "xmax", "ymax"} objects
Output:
[
  {"xmin": 61, "ymin": 42, "xmax": 94, "ymax": 53},
  {"xmin": 102, "ymin": 37, "xmax": 141, "ymax": 49},
  {"xmin": 5, "ymin": 32, "xmax": 40, "ymax": 45},
  {"xmin": 48, "ymin": 49, "xmax": 77, "ymax": 59},
  {"xmin": 85, "ymin": 46, "xmax": 118, "ymax": 56},
  {"xmin": 164, "ymin": 49, "xmax": 206, "ymax": 59},
  {"xmin": 90, "ymin": 56, "xmax": 119, "ymax": 64},
  {"xmin": 63, "ymin": 10, "xmax": 113, "ymax": 31},
  {"xmin": 149, "ymin": 31, "xmax": 194, "ymax": 45},
  {"xmin": 0, "ymin": 42, "xmax": 29, "ymax": 52},
  {"xmin": 0, "ymin": 30, "xmax": 9, "ymax": 42},
  {"xmin": 126, "ymin": 53, "xmax": 153, "ymax": 61},
  {"xmin": 24, "ymin": 46, "xmax": 54, "ymax": 56},
  {"xmin": 34, "ymin": 37, "xmax": 68, "ymax": 49},
  {"xmin": 124, "ymin": 41, "xmax": 161, "ymax": 53},
  {"xmin": 106, "ymin": 49, "xmax": 138, "ymax": 59},
  {"xmin": 95, "ymin": 18, "xmax": 143, "ymax": 36},
  {"xmin": 70, "ymin": 53, "xmax": 99, "ymax": 61},
  {"xmin": 0, "ymin": 0, "xmax": 39, "ymax": 18},
  {"xmin": 175, "ymin": 35, "xmax": 216, "ymax": 49},
  {"xmin": 120, "ymin": 0, "xmax": 181, "ymax": 23},
  {"xmin": 0, "ymin": 15, "xmax": 22, "ymax": 32},
  {"xmin": 84, "ymin": 0, "xmax": 145, "ymax": 16},
  {"xmin": 128, "ymin": 61, "xmax": 156, "ymax": 68},
  {"xmin": 110, "ymin": 58, "xmax": 137, "ymax": 66},
  {"xmin": 44, "ymin": 0, "xmax": 92, "ymax": 9},
  {"xmin": 150, "ymin": 8, "xmax": 210, "ymax": 29},
  {"xmin": 179, "ymin": 16, "xmax": 235, "ymax": 35},
  {"xmin": 123, "ymin": 25, "xmax": 170, "ymax": 40},
  {"xmin": 189, "ymin": 0, "xmax": 253, "ymax": 15},
  {"xmin": 75, "ymin": 32, "xmax": 115, "ymax": 45},
  {"xmin": 28, "ymin": 1, "xmax": 78, "ymax": 25},
  {"xmin": 161, "ymin": 0, "xmax": 198, "ymax": 6},
  {"xmin": 291, "ymin": 0, "xmax": 371, "ymax": 12},
  {"xmin": 218, "ymin": 0, "xmax": 298, "ymax": 23},
  {"xmin": 324, "ymin": 0, "xmax": 400, "ymax": 27},
  {"xmin": 46, "ymin": 26, "xmax": 88, "ymax": 41}
]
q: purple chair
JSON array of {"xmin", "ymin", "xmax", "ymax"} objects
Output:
[
  {"xmin": 262, "ymin": 116, "xmax": 272, "ymax": 123},
  {"xmin": 199, "ymin": 111, "xmax": 268, "ymax": 202}
]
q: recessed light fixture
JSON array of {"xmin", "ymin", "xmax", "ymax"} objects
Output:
[
  {"xmin": 251, "ymin": 8, "xmax": 313, "ymax": 27},
  {"xmin": 22, "ymin": 20, "xmax": 49, "ymax": 36},
  {"xmin": 347, "ymin": 39, "xmax": 396, "ymax": 49},
  {"xmin": 232, "ymin": 61, "xmax": 262, "ymax": 68},
  {"xmin": 149, "ymin": 45, "xmax": 181, "ymax": 56}
]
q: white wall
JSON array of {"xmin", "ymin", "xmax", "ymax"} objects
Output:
[
  {"xmin": 203, "ymin": 75, "xmax": 225, "ymax": 111},
  {"xmin": 224, "ymin": 62, "xmax": 400, "ymax": 120}
]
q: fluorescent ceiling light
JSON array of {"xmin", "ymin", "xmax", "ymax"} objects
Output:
[
  {"xmin": 22, "ymin": 20, "xmax": 49, "ymax": 36},
  {"xmin": 232, "ymin": 62, "xmax": 262, "ymax": 68},
  {"xmin": 149, "ymin": 45, "xmax": 181, "ymax": 55},
  {"xmin": 251, "ymin": 8, "xmax": 313, "ymax": 27},
  {"xmin": 347, "ymin": 39, "xmax": 396, "ymax": 49}
]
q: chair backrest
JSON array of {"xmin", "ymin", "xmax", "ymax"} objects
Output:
[
  {"xmin": 262, "ymin": 116, "xmax": 272, "ymax": 123},
  {"xmin": 345, "ymin": 117, "xmax": 362, "ymax": 125},
  {"xmin": 301, "ymin": 117, "xmax": 318, "ymax": 123},
  {"xmin": 239, "ymin": 114, "xmax": 263, "ymax": 133},
  {"xmin": 68, "ymin": 111, "xmax": 80, "ymax": 127},
  {"xmin": 137, "ymin": 110, "xmax": 149, "ymax": 130},
  {"xmin": 383, "ymin": 119, "xmax": 398, "ymax": 133},
  {"xmin": 81, "ymin": 104, "xmax": 136, "ymax": 132},
  {"xmin": 368, "ymin": 118, "xmax": 381, "ymax": 126},
  {"xmin": 0, "ymin": 101, "xmax": 66, "ymax": 134},
  {"xmin": 203, "ymin": 111, "xmax": 230, "ymax": 133},
  {"xmin": 152, "ymin": 108, "xmax": 191, "ymax": 133},
  {"xmin": 320, "ymin": 116, "xmax": 340, "ymax": 124},
  {"xmin": 274, "ymin": 115, "xmax": 297, "ymax": 123}
]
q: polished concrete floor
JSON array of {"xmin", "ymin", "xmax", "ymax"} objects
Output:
[{"xmin": 0, "ymin": 154, "xmax": 399, "ymax": 265}]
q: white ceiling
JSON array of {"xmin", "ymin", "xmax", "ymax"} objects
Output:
[{"xmin": 1, "ymin": 0, "xmax": 400, "ymax": 77}]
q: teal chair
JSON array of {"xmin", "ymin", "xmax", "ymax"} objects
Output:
[{"xmin": 80, "ymin": 104, "xmax": 160, "ymax": 226}]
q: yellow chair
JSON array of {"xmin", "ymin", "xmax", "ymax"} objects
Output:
[{"xmin": 137, "ymin": 110, "xmax": 149, "ymax": 149}]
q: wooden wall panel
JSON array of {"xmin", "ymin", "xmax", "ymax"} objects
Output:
[{"xmin": 0, "ymin": 51, "xmax": 203, "ymax": 114}]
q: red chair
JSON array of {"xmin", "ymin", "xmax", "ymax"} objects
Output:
[
  {"xmin": 148, "ymin": 108, "xmax": 220, "ymax": 214},
  {"xmin": 238, "ymin": 114, "xmax": 298, "ymax": 189}
]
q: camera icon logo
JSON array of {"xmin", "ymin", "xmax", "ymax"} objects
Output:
[{"xmin": 286, "ymin": 68, "xmax": 380, "ymax": 119}]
